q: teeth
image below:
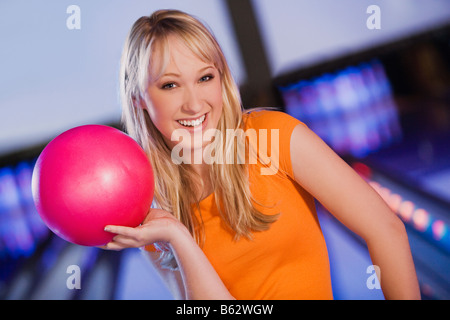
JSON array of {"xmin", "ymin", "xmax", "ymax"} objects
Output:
[{"xmin": 177, "ymin": 114, "xmax": 206, "ymax": 127}]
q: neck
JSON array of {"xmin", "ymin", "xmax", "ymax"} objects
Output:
[{"xmin": 190, "ymin": 162, "xmax": 213, "ymax": 201}]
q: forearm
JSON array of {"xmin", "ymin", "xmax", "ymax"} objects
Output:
[
  {"xmin": 170, "ymin": 224, "xmax": 235, "ymax": 300},
  {"xmin": 102, "ymin": 209, "xmax": 233, "ymax": 299},
  {"xmin": 366, "ymin": 219, "xmax": 421, "ymax": 300}
]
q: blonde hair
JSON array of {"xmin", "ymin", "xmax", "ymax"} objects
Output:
[{"xmin": 119, "ymin": 10, "xmax": 278, "ymax": 267}]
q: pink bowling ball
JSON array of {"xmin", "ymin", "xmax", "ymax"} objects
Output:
[{"xmin": 32, "ymin": 125, "xmax": 154, "ymax": 246}]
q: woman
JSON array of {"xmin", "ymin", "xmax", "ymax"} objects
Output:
[{"xmin": 102, "ymin": 9, "xmax": 420, "ymax": 300}]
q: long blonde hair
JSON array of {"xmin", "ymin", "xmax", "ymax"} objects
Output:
[{"xmin": 119, "ymin": 10, "xmax": 278, "ymax": 266}]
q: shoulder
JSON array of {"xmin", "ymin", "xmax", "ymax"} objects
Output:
[
  {"xmin": 242, "ymin": 108, "xmax": 306, "ymax": 178},
  {"xmin": 242, "ymin": 108, "xmax": 305, "ymax": 133}
]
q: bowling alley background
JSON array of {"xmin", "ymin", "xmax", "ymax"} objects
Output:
[{"xmin": 1, "ymin": 0, "xmax": 449, "ymax": 300}]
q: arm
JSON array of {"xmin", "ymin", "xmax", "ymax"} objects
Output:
[
  {"xmin": 103, "ymin": 209, "xmax": 234, "ymax": 300},
  {"xmin": 290, "ymin": 124, "xmax": 420, "ymax": 299}
]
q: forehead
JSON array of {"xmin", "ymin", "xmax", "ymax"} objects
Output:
[{"xmin": 149, "ymin": 35, "xmax": 213, "ymax": 81}]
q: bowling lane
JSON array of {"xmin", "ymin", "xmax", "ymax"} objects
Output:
[
  {"xmin": 422, "ymin": 168, "xmax": 450, "ymax": 204},
  {"xmin": 355, "ymin": 164, "xmax": 450, "ymax": 299},
  {"xmin": 354, "ymin": 126, "xmax": 450, "ymax": 299},
  {"xmin": 317, "ymin": 208, "xmax": 385, "ymax": 300},
  {"xmin": 314, "ymin": 162, "xmax": 450, "ymax": 300},
  {"xmin": 364, "ymin": 130, "xmax": 450, "ymax": 206},
  {"xmin": 114, "ymin": 248, "xmax": 172, "ymax": 300},
  {"xmin": 1, "ymin": 236, "xmax": 124, "ymax": 300}
]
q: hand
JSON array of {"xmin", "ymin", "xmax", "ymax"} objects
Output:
[{"xmin": 99, "ymin": 208, "xmax": 183, "ymax": 251}]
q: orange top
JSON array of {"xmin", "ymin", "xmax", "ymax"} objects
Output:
[{"xmin": 193, "ymin": 110, "xmax": 333, "ymax": 299}]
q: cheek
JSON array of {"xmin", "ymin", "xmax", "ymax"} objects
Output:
[
  {"xmin": 208, "ymin": 82, "xmax": 224, "ymax": 114},
  {"xmin": 145, "ymin": 94, "xmax": 177, "ymax": 138},
  {"xmin": 146, "ymin": 91, "xmax": 169, "ymax": 119}
]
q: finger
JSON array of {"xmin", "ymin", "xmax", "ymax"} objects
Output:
[
  {"xmin": 104, "ymin": 225, "xmax": 138, "ymax": 238},
  {"xmin": 102, "ymin": 240, "xmax": 128, "ymax": 251},
  {"xmin": 97, "ymin": 241, "xmax": 125, "ymax": 251},
  {"xmin": 111, "ymin": 234, "xmax": 141, "ymax": 248}
]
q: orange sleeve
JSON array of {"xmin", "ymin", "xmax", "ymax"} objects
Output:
[
  {"xmin": 144, "ymin": 244, "xmax": 157, "ymax": 252},
  {"xmin": 144, "ymin": 242, "xmax": 172, "ymax": 253}
]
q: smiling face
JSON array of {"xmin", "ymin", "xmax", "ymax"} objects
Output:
[{"xmin": 144, "ymin": 35, "xmax": 223, "ymax": 151}]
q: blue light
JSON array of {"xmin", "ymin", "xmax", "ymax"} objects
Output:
[{"xmin": 280, "ymin": 59, "xmax": 402, "ymax": 157}]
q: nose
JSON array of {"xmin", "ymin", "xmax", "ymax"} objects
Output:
[{"xmin": 181, "ymin": 86, "xmax": 203, "ymax": 115}]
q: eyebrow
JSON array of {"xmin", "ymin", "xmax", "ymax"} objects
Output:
[{"xmin": 160, "ymin": 66, "xmax": 215, "ymax": 79}]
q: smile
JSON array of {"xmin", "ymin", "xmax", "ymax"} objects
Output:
[{"xmin": 177, "ymin": 114, "xmax": 206, "ymax": 128}]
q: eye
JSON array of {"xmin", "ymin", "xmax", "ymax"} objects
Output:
[
  {"xmin": 199, "ymin": 74, "xmax": 214, "ymax": 83},
  {"xmin": 161, "ymin": 82, "xmax": 177, "ymax": 90}
]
